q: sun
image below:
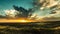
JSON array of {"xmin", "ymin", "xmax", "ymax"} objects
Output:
[
  {"xmin": 20, "ymin": 20, "xmax": 28, "ymax": 22},
  {"xmin": 18, "ymin": 19, "xmax": 36, "ymax": 22}
]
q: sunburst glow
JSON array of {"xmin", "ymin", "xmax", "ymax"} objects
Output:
[
  {"xmin": 0, "ymin": 18, "xmax": 36, "ymax": 23},
  {"xmin": 19, "ymin": 20, "xmax": 30, "ymax": 22}
]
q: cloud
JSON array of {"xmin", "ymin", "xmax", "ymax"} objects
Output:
[
  {"xmin": 30, "ymin": 0, "xmax": 60, "ymax": 21},
  {"xmin": 42, "ymin": 10, "xmax": 60, "ymax": 21},
  {"xmin": 4, "ymin": 9, "xmax": 20, "ymax": 18},
  {"xmin": 29, "ymin": 10, "xmax": 60, "ymax": 21},
  {"xmin": 33, "ymin": 0, "xmax": 59, "ymax": 10}
]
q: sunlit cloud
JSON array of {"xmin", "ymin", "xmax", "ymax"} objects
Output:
[{"xmin": 4, "ymin": 9, "xmax": 20, "ymax": 18}]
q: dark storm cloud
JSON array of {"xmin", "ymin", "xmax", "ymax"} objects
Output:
[{"xmin": 13, "ymin": 5, "xmax": 34, "ymax": 18}]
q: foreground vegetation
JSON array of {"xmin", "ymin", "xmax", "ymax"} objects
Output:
[{"xmin": 0, "ymin": 21, "xmax": 60, "ymax": 34}]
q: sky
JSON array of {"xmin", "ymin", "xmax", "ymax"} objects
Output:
[
  {"xmin": 0, "ymin": 0, "xmax": 34, "ymax": 15},
  {"xmin": 0, "ymin": 0, "xmax": 60, "ymax": 18},
  {"xmin": 33, "ymin": 0, "xmax": 60, "ymax": 17}
]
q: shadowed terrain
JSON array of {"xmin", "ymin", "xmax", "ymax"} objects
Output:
[{"xmin": 0, "ymin": 21, "xmax": 59, "ymax": 34}]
